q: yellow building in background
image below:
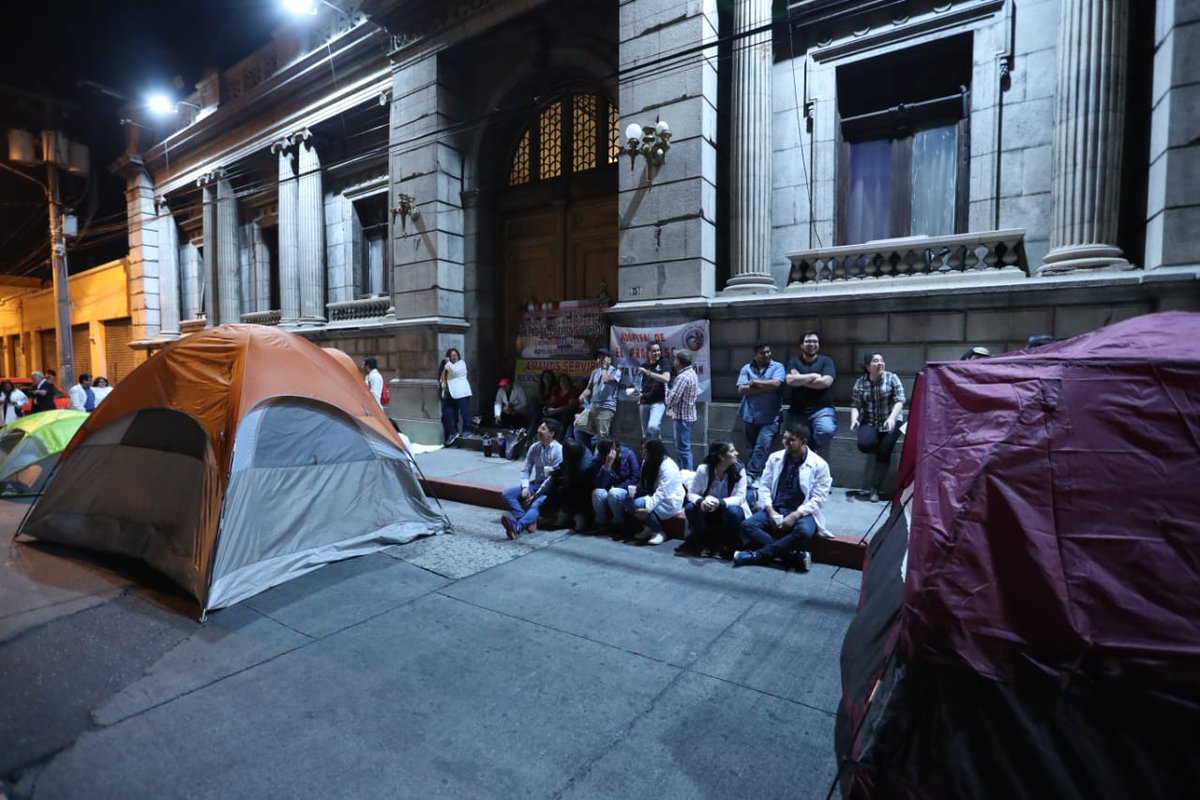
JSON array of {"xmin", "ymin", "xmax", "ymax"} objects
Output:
[{"xmin": 0, "ymin": 258, "xmax": 142, "ymax": 383}]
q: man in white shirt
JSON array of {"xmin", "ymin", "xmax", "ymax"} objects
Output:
[
  {"xmin": 363, "ymin": 357, "xmax": 384, "ymax": 406},
  {"xmin": 733, "ymin": 421, "xmax": 832, "ymax": 571},
  {"xmin": 500, "ymin": 419, "xmax": 564, "ymax": 539},
  {"xmin": 68, "ymin": 373, "xmax": 97, "ymax": 412}
]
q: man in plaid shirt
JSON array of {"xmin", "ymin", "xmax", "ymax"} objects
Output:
[
  {"xmin": 849, "ymin": 353, "xmax": 906, "ymax": 502},
  {"xmin": 665, "ymin": 350, "xmax": 699, "ymax": 470}
]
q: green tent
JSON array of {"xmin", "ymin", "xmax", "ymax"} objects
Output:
[{"xmin": 0, "ymin": 410, "xmax": 89, "ymax": 496}]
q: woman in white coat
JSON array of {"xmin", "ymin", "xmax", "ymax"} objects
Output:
[
  {"xmin": 0, "ymin": 379, "xmax": 27, "ymax": 425},
  {"xmin": 625, "ymin": 438, "xmax": 686, "ymax": 546},
  {"xmin": 679, "ymin": 441, "xmax": 750, "ymax": 559}
]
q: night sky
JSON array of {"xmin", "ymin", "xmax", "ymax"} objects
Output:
[{"xmin": 0, "ymin": 0, "xmax": 284, "ymax": 279}]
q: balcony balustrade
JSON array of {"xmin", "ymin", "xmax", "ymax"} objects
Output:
[
  {"xmin": 787, "ymin": 229, "xmax": 1028, "ymax": 286},
  {"xmin": 241, "ymin": 310, "xmax": 282, "ymax": 326},
  {"xmin": 327, "ymin": 295, "xmax": 394, "ymax": 322}
]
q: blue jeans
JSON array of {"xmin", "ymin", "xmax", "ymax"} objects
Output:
[
  {"xmin": 673, "ymin": 418, "xmax": 694, "ymax": 470},
  {"xmin": 624, "ymin": 495, "xmax": 664, "ymax": 532},
  {"xmin": 591, "ymin": 487, "xmax": 629, "ymax": 526},
  {"xmin": 502, "ymin": 481, "xmax": 547, "ymax": 530},
  {"xmin": 788, "ymin": 407, "xmax": 836, "ymax": 454},
  {"xmin": 442, "ymin": 395, "xmax": 471, "ymax": 441},
  {"xmin": 741, "ymin": 508, "xmax": 817, "ymax": 560},
  {"xmin": 639, "ymin": 403, "xmax": 665, "ymax": 438},
  {"xmin": 685, "ymin": 502, "xmax": 745, "ymax": 552},
  {"xmin": 743, "ymin": 418, "xmax": 779, "ymax": 478}
]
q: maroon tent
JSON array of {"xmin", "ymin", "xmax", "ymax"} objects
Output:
[{"xmin": 837, "ymin": 312, "xmax": 1200, "ymax": 799}]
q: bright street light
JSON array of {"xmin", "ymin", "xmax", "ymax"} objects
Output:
[
  {"xmin": 282, "ymin": 0, "xmax": 318, "ymax": 15},
  {"xmin": 147, "ymin": 93, "xmax": 174, "ymax": 115}
]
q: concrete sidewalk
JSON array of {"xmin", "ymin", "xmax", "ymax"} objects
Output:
[{"xmin": 0, "ymin": 450, "xmax": 878, "ymax": 799}]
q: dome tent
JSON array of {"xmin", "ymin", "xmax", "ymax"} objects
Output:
[
  {"xmin": 0, "ymin": 409, "xmax": 88, "ymax": 496},
  {"xmin": 19, "ymin": 325, "xmax": 448, "ymax": 616},
  {"xmin": 836, "ymin": 312, "xmax": 1200, "ymax": 798}
]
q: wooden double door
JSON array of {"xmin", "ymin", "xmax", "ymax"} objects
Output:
[{"xmin": 499, "ymin": 195, "xmax": 617, "ymax": 361}]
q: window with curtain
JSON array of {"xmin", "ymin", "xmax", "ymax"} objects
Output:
[
  {"xmin": 836, "ymin": 35, "xmax": 972, "ymax": 245},
  {"xmin": 508, "ymin": 91, "xmax": 620, "ymax": 187}
]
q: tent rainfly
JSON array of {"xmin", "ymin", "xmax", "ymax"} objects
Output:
[
  {"xmin": 19, "ymin": 324, "xmax": 448, "ymax": 615},
  {"xmin": 836, "ymin": 312, "xmax": 1200, "ymax": 799},
  {"xmin": 0, "ymin": 409, "xmax": 89, "ymax": 496}
]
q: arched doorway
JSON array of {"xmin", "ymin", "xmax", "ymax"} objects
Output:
[{"xmin": 496, "ymin": 89, "xmax": 620, "ymax": 366}]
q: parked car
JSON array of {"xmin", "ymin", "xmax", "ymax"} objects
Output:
[{"xmin": 1, "ymin": 377, "xmax": 71, "ymax": 414}]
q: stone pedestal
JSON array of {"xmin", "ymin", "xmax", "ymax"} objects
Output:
[{"xmin": 1041, "ymin": 0, "xmax": 1133, "ymax": 274}]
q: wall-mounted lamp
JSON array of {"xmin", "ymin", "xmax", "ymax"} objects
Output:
[
  {"xmin": 624, "ymin": 120, "xmax": 671, "ymax": 170},
  {"xmin": 392, "ymin": 193, "xmax": 420, "ymax": 233}
]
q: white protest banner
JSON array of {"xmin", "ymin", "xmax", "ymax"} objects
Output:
[{"xmin": 609, "ymin": 321, "xmax": 711, "ymax": 402}]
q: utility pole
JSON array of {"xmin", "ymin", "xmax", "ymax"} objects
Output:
[{"xmin": 44, "ymin": 140, "xmax": 74, "ymax": 389}]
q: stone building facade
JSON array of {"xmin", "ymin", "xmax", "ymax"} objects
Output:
[{"xmin": 122, "ymin": 0, "xmax": 1199, "ymax": 467}]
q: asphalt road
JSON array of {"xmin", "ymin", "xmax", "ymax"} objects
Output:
[{"xmin": 0, "ymin": 449, "xmax": 882, "ymax": 799}]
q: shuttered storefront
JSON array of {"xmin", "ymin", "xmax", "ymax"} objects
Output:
[
  {"xmin": 72, "ymin": 324, "xmax": 92, "ymax": 377},
  {"xmin": 103, "ymin": 318, "xmax": 136, "ymax": 384},
  {"xmin": 38, "ymin": 330, "xmax": 57, "ymax": 374}
]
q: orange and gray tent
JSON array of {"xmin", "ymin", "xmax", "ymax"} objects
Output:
[{"xmin": 19, "ymin": 325, "xmax": 447, "ymax": 615}]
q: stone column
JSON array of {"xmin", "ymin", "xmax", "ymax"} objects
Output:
[
  {"xmin": 296, "ymin": 133, "xmax": 327, "ymax": 323},
  {"xmin": 1041, "ymin": 0, "xmax": 1132, "ymax": 274},
  {"xmin": 216, "ymin": 176, "xmax": 242, "ymax": 323},
  {"xmin": 274, "ymin": 139, "xmax": 301, "ymax": 323},
  {"xmin": 199, "ymin": 176, "xmax": 218, "ymax": 325},
  {"xmin": 181, "ymin": 241, "xmax": 201, "ymax": 320},
  {"xmin": 156, "ymin": 198, "xmax": 182, "ymax": 337},
  {"xmin": 252, "ymin": 221, "xmax": 271, "ymax": 312},
  {"xmin": 724, "ymin": 0, "xmax": 777, "ymax": 293}
]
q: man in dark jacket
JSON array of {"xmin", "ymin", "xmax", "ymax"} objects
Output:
[{"xmin": 29, "ymin": 371, "xmax": 58, "ymax": 413}]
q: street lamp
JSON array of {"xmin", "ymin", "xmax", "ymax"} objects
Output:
[{"xmin": 147, "ymin": 93, "xmax": 201, "ymax": 116}]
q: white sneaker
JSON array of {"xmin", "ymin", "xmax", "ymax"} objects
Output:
[
  {"xmin": 647, "ymin": 532, "xmax": 665, "ymax": 546},
  {"xmin": 633, "ymin": 526, "xmax": 654, "ymax": 542}
]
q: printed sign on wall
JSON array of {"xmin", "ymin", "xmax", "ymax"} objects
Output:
[{"xmin": 609, "ymin": 321, "xmax": 711, "ymax": 402}]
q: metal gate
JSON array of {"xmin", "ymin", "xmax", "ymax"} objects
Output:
[
  {"xmin": 72, "ymin": 324, "xmax": 92, "ymax": 377},
  {"xmin": 103, "ymin": 318, "xmax": 135, "ymax": 384}
]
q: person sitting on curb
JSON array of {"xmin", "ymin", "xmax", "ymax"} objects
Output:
[
  {"xmin": 733, "ymin": 421, "xmax": 831, "ymax": 571},
  {"xmin": 500, "ymin": 419, "xmax": 563, "ymax": 539},
  {"xmin": 588, "ymin": 436, "xmax": 640, "ymax": 534},
  {"xmin": 544, "ymin": 439, "xmax": 598, "ymax": 531},
  {"xmin": 493, "ymin": 377, "xmax": 530, "ymax": 428},
  {"xmin": 678, "ymin": 441, "xmax": 750, "ymax": 559},
  {"xmin": 622, "ymin": 438, "xmax": 686, "ymax": 546}
]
